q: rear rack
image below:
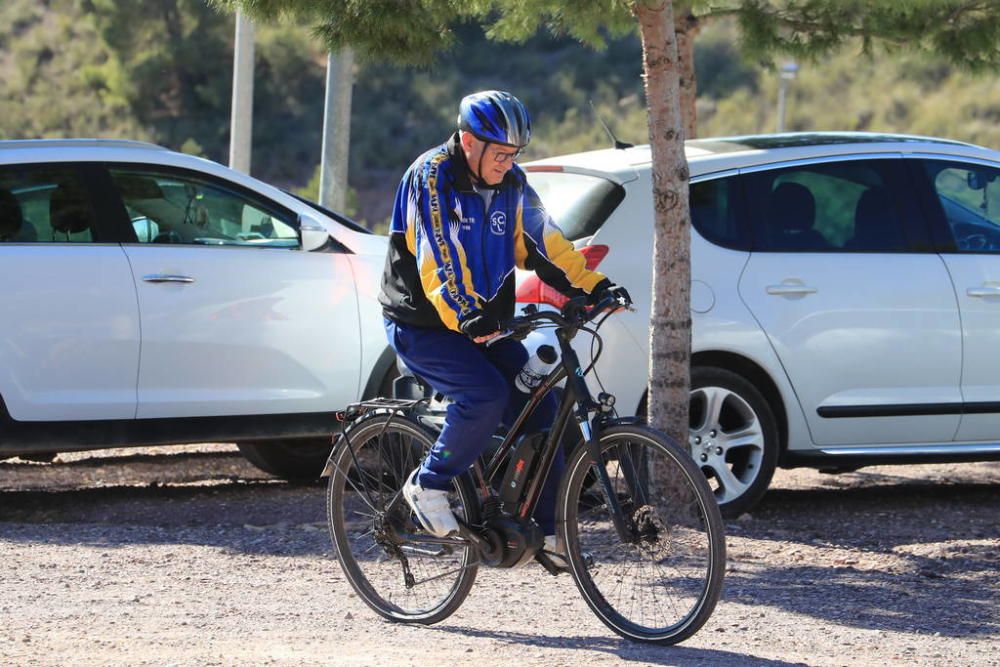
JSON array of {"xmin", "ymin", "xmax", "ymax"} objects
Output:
[
  {"xmin": 336, "ymin": 397, "xmax": 424, "ymax": 423},
  {"xmin": 324, "ymin": 397, "xmax": 428, "ymax": 478}
]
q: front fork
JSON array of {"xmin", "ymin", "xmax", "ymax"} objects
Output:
[
  {"xmin": 559, "ymin": 332, "xmax": 638, "ymax": 544},
  {"xmin": 576, "ymin": 412, "xmax": 639, "ymax": 543}
]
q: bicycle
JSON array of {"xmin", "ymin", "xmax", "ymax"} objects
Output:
[{"xmin": 323, "ymin": 294, "xmax": 726, "ymax": 644}]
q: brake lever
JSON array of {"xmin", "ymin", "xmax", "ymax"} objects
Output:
[
  {"xmin": 484, "ymin": 320, "xmax": 531, "ymax": 346},
  {"xmin": 484, "ymin": 330, "xmax": 514, "ymax": 347}
]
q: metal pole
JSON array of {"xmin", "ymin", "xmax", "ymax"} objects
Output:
[
  {"xmin": 776, "ymin": 78, "xmax": 788, "ymax": 133},
  {"xmin": 229, "ymin": 11, "xmax": 255, "ymax": 174},
  {"xmin": 776, "ymin": 61, "xmax": 798, "ymax": 134},
  {"xmin": 319, "ymin": 47, "xmax": 355, "ymax": 211}
]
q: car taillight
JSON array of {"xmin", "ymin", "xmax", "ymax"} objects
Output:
[{"xmin": 515, "ymin": 244, "xmax": 609, "ymax": 308}]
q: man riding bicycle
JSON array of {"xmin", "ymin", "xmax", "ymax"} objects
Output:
[{"xmin": 379, "ymin": 90, "xmax": 630, "ymax": 568}]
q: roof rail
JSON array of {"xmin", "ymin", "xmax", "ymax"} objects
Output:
[
  {"xmin": 687, "ymin": 131, "xmax": 975, "ymax": 150},
  {"xmin": 0, "ymin": 139, "xmax": 167, "ymax": 151}
]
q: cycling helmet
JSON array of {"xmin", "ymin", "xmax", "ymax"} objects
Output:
[{"xmin": 458, "ymin": 90, "xmax": 531, "ymax": 148}]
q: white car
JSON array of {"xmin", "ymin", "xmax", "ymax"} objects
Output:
[
  {"xmin": 0, "ymin": 139, "xmax": 395, "ymax": 478},
  {"xmin": 519, "ymin": 132, "xmax": 1000, "ymax": 516}
]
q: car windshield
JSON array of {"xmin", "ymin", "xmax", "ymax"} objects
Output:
[
  {"xmin": 525, "ymin": 171, "xmax": 624, "ymax": 241},
  {"xmin": 941, "ymin": 194, "xmax": 995, "ymax": 227}
]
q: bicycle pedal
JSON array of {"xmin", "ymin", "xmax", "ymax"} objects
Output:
[{"xmin": 534, "ymin": 551, "xmax": 565, "ymax": 576}]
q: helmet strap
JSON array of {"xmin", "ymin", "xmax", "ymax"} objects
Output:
[
  {"xmin": 473, "ymin": 139, "xmax": 490, "ymax": 186},
  {"xmin": 476, "ymin": 141, "xmax": 492, "ymax": 185}
]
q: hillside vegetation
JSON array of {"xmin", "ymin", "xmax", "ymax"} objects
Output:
[{"xmin": 2, "ymin": 1, "xmax": 997, "ymax": 226}]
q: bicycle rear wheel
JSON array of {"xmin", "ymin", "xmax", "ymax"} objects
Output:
[
  {"xmin": 559, "ymin": 423, "xmax": 726, "ymax": 644},
  {"xmin": 326, "ymin": 413, "xmax": 479, "ymax": 624}
]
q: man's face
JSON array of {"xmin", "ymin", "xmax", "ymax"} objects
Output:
[{"xmin": 461, "ymin": 133, "xmax": 521, "ymax": 186}]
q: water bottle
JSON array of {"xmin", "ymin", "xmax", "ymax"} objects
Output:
[{"xmin": 514, "ymin": 344, "xmax": 558, "ymax": 393}]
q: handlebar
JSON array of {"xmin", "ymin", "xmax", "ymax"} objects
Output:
[{"xmin": 486, "ymin": 293, "xmax": 633, "ymax": 346}]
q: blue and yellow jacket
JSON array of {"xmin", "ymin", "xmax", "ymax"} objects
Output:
[{"xmin": 380, "ymin": 133, "xmax": 606, "ymax": 332}]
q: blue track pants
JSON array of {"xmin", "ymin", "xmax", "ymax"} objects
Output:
[{"xmin": 384, "ymin": 318, "xmax": 563, "ymax": 534}]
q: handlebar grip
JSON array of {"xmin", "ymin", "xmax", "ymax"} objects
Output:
[
  {"xmin": 581, "ymin": 293, "xmax": 631, "ymax": 322},
  {"xmin": 561, "ymin": 296, "xmax": 590, "ymax": 322}
]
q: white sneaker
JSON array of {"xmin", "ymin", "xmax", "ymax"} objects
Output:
[
  {"xmin": 542, "ymin": 534, "xmax": 571, "ymax": 571},
  {"xmin": 541, "ymin": 535, "xmax": 593, "ymax": 573},
  {"xmin": 402, "ymin": 469, "xmax": 459, "ymax": 538}
]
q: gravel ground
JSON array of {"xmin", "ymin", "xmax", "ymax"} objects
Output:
[{"xmin": 0, "ymin": 445, "xmax": 997, "ymax": 666}]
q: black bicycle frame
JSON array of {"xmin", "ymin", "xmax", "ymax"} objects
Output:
[
  {"xmin": 329, "ymin": 301, "xmax": 643, "ymax": 548},
  {"xmin": 477, "ymin": 325, "xmax": 637, "ymax": 541}
]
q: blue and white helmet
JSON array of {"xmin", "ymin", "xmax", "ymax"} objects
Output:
[{"xmin": 458, "ymin": 90, "xmax": 531, "ymax": 148}]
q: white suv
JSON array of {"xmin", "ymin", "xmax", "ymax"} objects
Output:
[
  {"xmin": 0, "ymin": 140, "xmax": 395, "ymax": 478},
  {"xmin": 519, "ymin": 132, "xmax": 1000, "ymax": 516}
]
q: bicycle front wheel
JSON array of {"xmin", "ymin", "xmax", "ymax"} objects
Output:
[
  {"xmin": 558, "ymin": 424, "xmax": 726, "ymax": 644},
  {"xmin": 327, "ymin": 413, "xmax": 479, "ymax": 624}
]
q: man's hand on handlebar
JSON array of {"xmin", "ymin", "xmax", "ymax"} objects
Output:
[
  {"xmin": 481, "ymin": 282, "xmax": 633, "ymax": 347},
  {"xmin": 474, "ymin": 332, "xmax": 501, "ymax": 343},
  {"xmin": 460, "ymin": 312, "xmax": 502, "ymax": 344},
  {"xmin": 588, "ymin": 280, "xmax": 633, "ymax": 313}
]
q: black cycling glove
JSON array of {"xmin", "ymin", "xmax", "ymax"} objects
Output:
[
  {"xmin": 589, "ymin": 279, "xmax": 632, "ymax": 307},
  {"xmin": 460, "ymin": 313, "xmax": 501, "ymax": 339}
]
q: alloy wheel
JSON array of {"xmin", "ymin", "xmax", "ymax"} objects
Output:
[{"xmin": 688, "ymin": 385, "xmax": 766, "ymax": 505}]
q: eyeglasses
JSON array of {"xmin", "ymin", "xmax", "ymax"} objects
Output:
[{"xmin": 489, "ymin": 146, "xmax": 522, "ymax": 164}]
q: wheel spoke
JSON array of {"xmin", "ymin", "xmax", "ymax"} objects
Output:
[
  {"xmin": 377, "ymin": 431, "xmax": 387, "ymax": 508},
  {"xmin": 719, "ymin": 421, "xmax": 762, "ymax": 450},
  {"xmin": 701, "ymin": 387, "xmax": 726, "ymax": 432},
  {"xmin": 707, "ymin": 458, "xmax": 749, "ymax": 501},
  {"xmin": 334, "ymin": 461, "xmax": 381, "ymax": 514}
]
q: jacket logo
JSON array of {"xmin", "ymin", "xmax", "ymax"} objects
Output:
[{"xmin": 490, "ymin": 211, "xmax": 507, "ymax": 236}]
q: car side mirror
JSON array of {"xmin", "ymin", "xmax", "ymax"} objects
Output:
[{"xmin": 299, "ymin": 213, "xmax": 330, "ymax": 252}]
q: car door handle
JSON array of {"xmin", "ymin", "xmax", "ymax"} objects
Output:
[
  {"xmin": 142, "ymin": 274, "xmax": 195, "ymax": 284},
  {"xmin": 966, "ymin": 286, "xmax": 1000, "ymax": 298},
  {"xmin": 766, "ymin": 284, "xmax": 817, "ymax": 296}
]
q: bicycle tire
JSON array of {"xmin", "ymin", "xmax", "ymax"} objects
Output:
[
  {"xmin": 327, "ymin": 413, "xmax": 480, "ymax": 624},
  {"xmin": 558, "ymin": 423, "xmax": 726, "ymax": 644}
]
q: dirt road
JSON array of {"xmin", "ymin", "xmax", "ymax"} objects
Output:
[{"xmin": 1, "ymin": 445, "xmax": 997, "ymax": 666}]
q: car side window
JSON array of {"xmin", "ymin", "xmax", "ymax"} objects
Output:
[
  {"xmin": 689, "ymin": 176, "xmax": 747, "ymax": 250},
  {"xmin": 746, "ymin": 160, "xmax": 909, "ymax": 252},
  {"xmin": 108, "ymin": 168, "xmax": 300, "ymax": 249},
  {"xmin": 921, "ymin": 160, "xmax": 1000, "ymax": 253},
  {"xmin": 0, "ymin": 166, "xmax": 96, "ymax": 244}
]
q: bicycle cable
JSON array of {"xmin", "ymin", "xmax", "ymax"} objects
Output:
[{"xmin": 578, "ymin": 308, "xmax": 619, "ymax": 418}]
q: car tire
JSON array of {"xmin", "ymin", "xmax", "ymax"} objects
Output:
[
  {"xmin": 237, "ymin": 438, "xmax": 335, "ymax": 480},
  {"xmin": 689, "ymin": 366, "xmax": 779, "ymax": 518},
  {"xmin": 238, "ymin": 366, "xmax": 400, "ymax": 480}
]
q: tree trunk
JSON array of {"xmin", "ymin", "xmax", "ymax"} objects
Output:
[
  {"xmin": 635, "ymin": 0, "xmax": 692, "ymax": 446},
  {"xmin": 161, "ymin": 1, "xmax": 188, "ymax": 117},
  {"xmin": 673, "ymin": 7, "xmax": 700, "ymax": 140}
]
